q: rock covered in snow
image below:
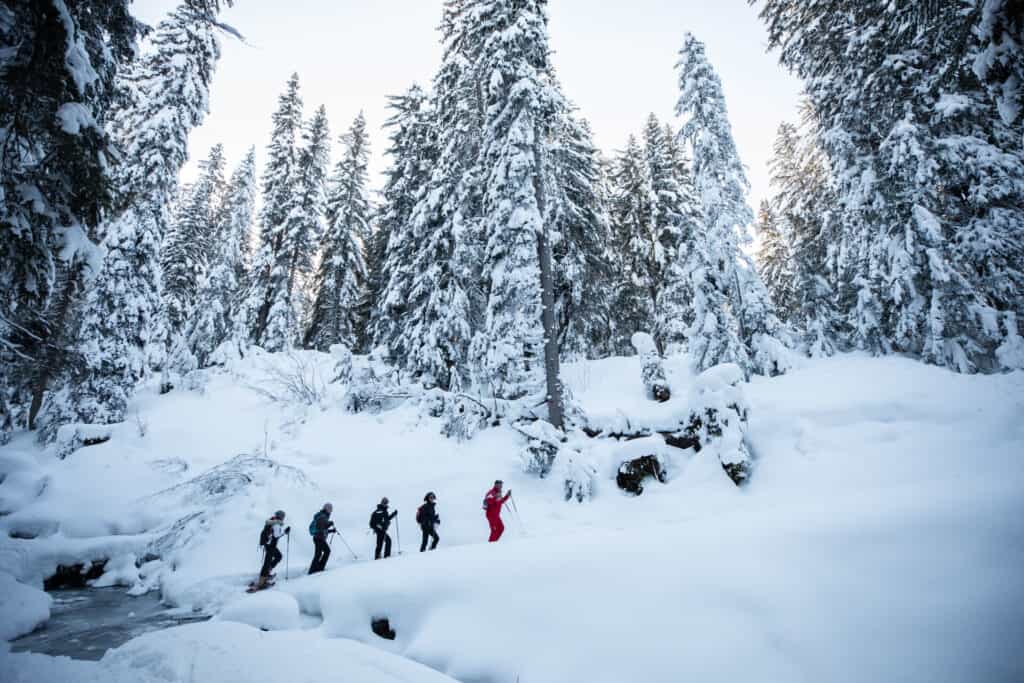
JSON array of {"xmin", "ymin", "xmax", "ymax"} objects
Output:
[{"xmin": 54, "ymin": 423, "xmax": 112, "ymax": 460}]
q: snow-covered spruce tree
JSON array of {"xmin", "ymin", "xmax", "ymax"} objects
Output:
[
  {"xmin": 470, "ymin": 0, "xmax": 563, "ymax": 406},
  {"xmin": 754, "ymin": 200, "xmax": 795, "ymax": 321},
  {"xmin": 186, "ymin": 147, "xmax": 257, "ymax": 366},
  {"xmin": 241, "ymin": 74, "xmax": 305, "ymax": 351},
  {"xmin": 549, "ymin": 109, "xmax": 614, "ymax": 359},
  {"xmin": 397, "ymin": 2, "xmax": 486, "ymax": 391},
  {"xmin": 269, "ymin": 104, "xmax": 331, "ymax": 350},
  {"xmin": 368, "ymin": 84, "xmax": 438, "ymax": 359},
  {"xmin": 304, "ymin": 113, "xmax": 371, "ymax": 352},
  {"xmin": 650, "ymin": 118, "xmax": 704, "ymax": 354},
  {"xmin": 768, "ymin": 116, "xmax": 842, "ymax": 357},
  {"xmin": 607, "ymin": 135, "xmax": 656, "ymax": 355},
  {"xmin": 163, "ymin": 143, "xmax": 226, "ymax": 341},
  {"xmin": 50, "ymin": 0, "xmax": 225, "ymax": 429},
  {"xmin": 675, "ymin": 33, "xmax": 790, "ymax": 376},
  {"xmin": 754, "ymin": 0, "xmax": 1024, "ymax": 371},
  {"xmin": 0, "ymin": 0, "xmax": 141, "ymax": 435}
]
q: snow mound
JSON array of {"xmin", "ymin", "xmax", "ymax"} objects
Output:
[
  {"xmin": 0, "ymin": 571, "xmax": 52, "ymax": 641},
  {"xmin": 0, "ymin": 622, "xmax": 459, "ymax": 682},
  {"xmin": 217, "ymin": 590, "xmax": 301, "ymax": 631}
]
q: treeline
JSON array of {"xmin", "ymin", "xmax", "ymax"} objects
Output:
[{"xmin": 2, "ymin": 1, "xmax": 1021, "ymax": 442}]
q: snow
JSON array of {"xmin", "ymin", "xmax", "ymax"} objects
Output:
[
  {"xmin": 0, "ymin": 571, "xmax": 51, "ymax": 641},
  {"xmin": 0, "ymin": 621, "xmax": 458, "ymax": 682},
  {"xmin": 1, "ymin": 351, "xmax": 1022, "ymax": 681},
  {"xmin": 217, "ymin": 590, "xmax": 301, "ymax": 631},
  {"xmin": 55, "ymin": 102, "xmax": 95, "ymax": 135}
]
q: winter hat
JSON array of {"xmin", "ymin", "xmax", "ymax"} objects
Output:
[
  {"xmin": 324, "ymin": 502, "xmax": 333, "ymax": 512},
  {"xmin": 274, "ymin": 510, "xmax": 286, "ymax": 520},
  {"xmin": 380, "ymin": 497, "xmax": 389, "ymax": 506},
  {"xmin": 424, "ymin": 492, "xmax": 435, "ymax": 502}
]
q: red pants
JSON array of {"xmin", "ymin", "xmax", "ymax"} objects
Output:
[{"xmin": 487, "ymin": 515, "xmax": 504, "ymax": 542}]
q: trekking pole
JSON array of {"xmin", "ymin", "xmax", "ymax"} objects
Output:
[
  {"xmin": 395, "ymin": 516, "xmax": 402, "ymax": 555},
  {"xmin": 333, "ymin": 530, "xmax": 359, "ymax": 560},
  {"xmin": 508, "ymin": 494, "xmax": 527, "ymax": 535},
  {"xmin": 285, "ymin": 533, "xmax": 290, "ymax": 581}
]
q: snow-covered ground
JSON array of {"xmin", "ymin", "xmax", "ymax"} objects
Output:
[{"xmin": 1, "ymin": 351, "xmax": 1022, "ymax": 682}]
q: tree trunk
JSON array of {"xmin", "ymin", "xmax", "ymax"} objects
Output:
[{"xmin": 533, "ymin": 128, "xmax": 564, "ymax": 431}]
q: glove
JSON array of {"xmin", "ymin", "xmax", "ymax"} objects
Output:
[{"xmin": 284, "ymin": 526, "xmax": 291, "ymax": 535}]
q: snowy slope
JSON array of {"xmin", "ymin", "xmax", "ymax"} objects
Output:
[{"xmin": 1, "ymin": 352, "xmax": 1022, "ymax": 682}]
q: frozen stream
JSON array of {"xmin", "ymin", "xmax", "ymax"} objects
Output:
[{"xmin": 10, "ymin": 588, "xmax": 210, "ymax": 661}]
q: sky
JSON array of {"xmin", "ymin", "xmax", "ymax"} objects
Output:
[{"xmin": 134, "ymin": 0, "xmax": 803, "ymax": 218}]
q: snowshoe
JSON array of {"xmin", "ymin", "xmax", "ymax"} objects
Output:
[{"xmin": 246, "ymin": 578, "xmax": 275, "ymax": 593}]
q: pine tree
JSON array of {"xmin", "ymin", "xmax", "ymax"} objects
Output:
[
  {"xmin": 675, "ymin": 33, "xmax": 790, "ymax": 375},
  {"xmin": 549, "ymin": 110, "xmax": 614, "ymax": 359},
  {"xmin": 607, "ymin": 135, "xmax": 654, "ymax": 354},
  {"xmin": 304, "ymin": 113, "xmax": 371, "ymax": 352},
  {"xmin": 469, "ymin": 0, "xmax": 563, "ymax": 404},
  {"xmin": 755, "ymin": 0, "xmax": 1024, "ymax": 371},
  {"xmin": 163, "ymin": 143, "xmax": 226, "ymax": 340},
  {"xmin": 187, "ymin": 148, "xmax": 257, "ymax": 366},
  {"xmin": 0, "ymin": 0, "xmax": 141, "ymax": 435},
  {"xmin": 754, "ymin": 200, "xmax": 795, "ymax": 320},
  {"xmin": 52, "ymin": 0, "xmax": 223, "ymax": 428},
  {"xmin": 369, "ymin": 85, "xmax": 438, "ymax": 360},
  {"xmin": 767, "ymin": 116, "xmax": 841, "ymax": 357},
  {"xmin": 397, "ymin": 2, "xmax": 486, "ymax": 391},
  {"xmin": 242, "ymin": 74, "xmax": 306, "ymax": 350}
]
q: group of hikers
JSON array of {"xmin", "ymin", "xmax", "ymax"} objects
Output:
[{"xmin": 252, "ymin": 480, "xmax": 514, "ymax": 590}]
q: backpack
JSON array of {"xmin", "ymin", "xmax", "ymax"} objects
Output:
[
  {"xmin": 416, "ymin": 505, "xmax": 424, "ymax": 524},
  {"xmin": 368, "ymin": 512, "xmax": 377, "ymax": 530},
  {"xmin": 308, "ymin": 514, "xmax": 319, "ymax": 537},
  {"xmin": 259, "ymin": 522, "xmax": 273, "ymax": 547}
]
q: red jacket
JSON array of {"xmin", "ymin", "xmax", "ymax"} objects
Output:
[{"xmin": 483, "ymin": 487, "xmax": 510, "ymax": 519}]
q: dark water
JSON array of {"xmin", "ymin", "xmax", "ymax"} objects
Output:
[{"xmin": 10, "ymin": 588, "xmax": 209, "ymax": 661}]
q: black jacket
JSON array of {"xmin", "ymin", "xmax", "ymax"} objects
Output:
[
  {"xmin": 418, "ymin": 501, "xmax": 439, "ymax": 529},
  {"xmin": 312, "ymin": 509, "xmax": 334, "ymax": 537},
  {"xmin": 369, "ymin": 505, "xmax": 397, "ymax": 533}
]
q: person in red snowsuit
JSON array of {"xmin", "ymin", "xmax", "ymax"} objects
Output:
[{"xmin": 483, "ymin": 479, "xmax": 512, "ymax": 542}]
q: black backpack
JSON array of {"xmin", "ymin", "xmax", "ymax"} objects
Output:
[
  {"xmin": 259, "ymin": 522, "xmax": 273, "ymax": 547},
  {"xmin": 416, "ymin": 505, "xmax": 424, "ymax": 524}
]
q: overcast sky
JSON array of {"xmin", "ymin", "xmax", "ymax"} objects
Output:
[{"xmin": 134, "ymin": 0, "xmax": 803, "ymax": 216}]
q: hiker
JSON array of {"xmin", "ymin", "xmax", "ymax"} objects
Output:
[
  {"xmin": 369, "ymin": 497, "xmax": 398, "ymax": 560},
  {"xmin": 308, "ymin": 502, "xmax": 336, "ymax": 574},
  {"xmin": 256, "ymin": 510, "xmax": 290, "ymax": 588},
  {"xmin": 417, "ymin": 492, "xmax": 440, "ymax": 552},
  {"xmin": 483, "ymin": 480, "xmax": 512, "ymax": 542}
]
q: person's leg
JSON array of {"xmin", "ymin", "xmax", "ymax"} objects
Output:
[
  {"xmin": 260, "ymin": 548, "xmax": 274, "ymax": 577},
  {"xmin": 429, "ymin": 529, "xmax": 439, "ymax": 550},
  {"xmin": 309, "ymin": 536, "xmax": 325, "ymax": 574},
  {"xmin": 320, "ymin": 540, "xmax": 331, "ymax": 571},
  {"xmin": 494, "ymin": 517, "xmax": 504, "ymax": 542},
  {"xmin": 268, "ymin": 546, "xmax": 282, "ymax": 574},
  {"xmin": 383, "ymin": 533, "xmax": 392, "ymax": 558},
  {"xmin": 375, "ymin": 532, "xmax": 384, "ymax": 560},
  {"xmin": 420, "ymin": 527, "xmax": 428, "ymax": 552}
]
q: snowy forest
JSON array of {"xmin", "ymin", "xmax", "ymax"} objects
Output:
[
  {"xmin": 1, "ymin": 1, "xmax": 1023, "ymax": 682},
  {"xmin": 3, "ymin": 0, "xmax": 1022, "ymax": 443}
]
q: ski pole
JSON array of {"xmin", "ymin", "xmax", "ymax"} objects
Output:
[
  {"xmin": 333, "ymin": 530, "xmax": 359, "ymax": 560},
  {"xmin": 395, "ymin": 516, "xmax": 402, "ymax": 555},
  {"xmin": 285, "ymin": 533, "xmax": 290, "ymax": 581},
  {"xmin": 508, "ymin": 494, "xmax": 526, "ymax": 535}
]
